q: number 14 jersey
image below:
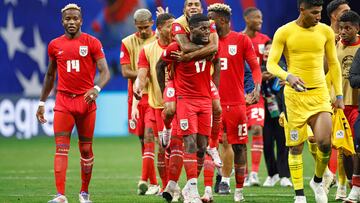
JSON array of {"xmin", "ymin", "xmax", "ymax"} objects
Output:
[{"xmin": 48, "ymin": 33, "xmax": 105, "ymax": 95}]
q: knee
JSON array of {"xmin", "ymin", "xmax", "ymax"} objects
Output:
[
  {"xmin": 308, "ymin": 136, "xmax": 316, "ymax": 143},
  {"xmin": 144, "ymin": 128, "xmax": 155, "ymax": 143},
  {"xmin": 317, "ymin": 140, "xmax": 331, "ymax": 153},
  {"xmin": 212, "ymin": 102, "xmax": 222, "ymax": 116},
  {"xmin": 197, "ymin": 145, "xmax": 207, "ymax": 157},
  {"xmin": 164, "ymin": 103, "xmax": 176, "ymax": 117},
  {"xmin": 79, "ymin": 142, "xmax": 93, "ymax": 158},
  {"xmin": 251, "ymin": 125, "xmax": 262, "ymax": 135},
  {"xmin": 289, "ymin": 145, "xmax": 303, "ymax": 155},
  {"xmin": 232, "ymin": 144, "xmax": 246, "ymax": 153},
  {"xmin": 184, "ymin": 140, "xmax": 197, "ymax": 153}
]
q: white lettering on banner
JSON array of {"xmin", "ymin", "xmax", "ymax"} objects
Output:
[{"xmin": 0, "ymin": 98, "xmax": 55, "ymax": 139}]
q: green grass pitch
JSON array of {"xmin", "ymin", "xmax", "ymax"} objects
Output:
[{"xmin": 0, "ymin": 136, "xmax": 340, "ymax": 202}]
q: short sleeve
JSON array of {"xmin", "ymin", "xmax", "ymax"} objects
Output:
[
  {"xmin": 120, "ymin": 43, "xmax": 131, "ymax": 65},
  {"xmin": 137, "ymin": 48, "xmax": 150, "ymax": 69},
  {"xmin": 48, "ymin": 41, "xmax": 55, "ymax": 61},
  {"xmin": 171, "ymin": 22, "xmax": 187, "ymax": 36},
  {"xmin": 91, "ymin": 37, "xmax": 105, "ymax": 60},
  {"xmin": 161, "ymin": 42, "xmax": 179, "ymax": 62}
]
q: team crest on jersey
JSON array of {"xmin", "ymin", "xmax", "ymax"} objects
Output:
[
  {"xmin": 336, "ymin": 130, "xmax": 345, "ymax": 138},
  {"xmin": 129, "ymin": 119, "xmax": 136, "ymax": 130},
  {"xmin": 290, "ymin": 130, "xmax": 299, "ymax": 141},
  {"xmin": 180, "ymin": 119, "xmax": 188, "ymax": 131},
  {"xmin": 166, "ymin": 87, "xmax": 175, "ymax": 98},
  {"xmin": 79, "ymin": 46, "xmax": 88, "ymax": 57},
  {"xmin": 228, "ymin": 45, "xmax": 237, "ymax": 56}
]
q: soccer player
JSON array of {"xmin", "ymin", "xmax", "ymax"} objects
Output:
[
  {"xmin": 164, "ymin": 0, "xmax": 223, "ymax": 169},
  {"xmin": 339, "ymin": 10, "xmax": 360, "ymax": 202},
  {"xmin": 349, "ymin": 44, "xmax": 360, "ymax": 203},
  {"xmin": 327, "ymin": 0, "xmax": 351, "ymax": 41},
  {"xmin": 242, "ymin": 7, "xmax": 271, "ymax": 186},
  {"xmin": 267, "ymin": 0, "xmax": 344, "ymax": 202},
  {"xmin": 159, "ymin": 13, "xmax": 220, "ymax": 203},
  {"xmin": 207, "ymin": 3, "xmax": 262, "ymax": 202},
  {"xmin": 120, "ymin": 8, "xmax": 157, "ymax": 195},
  {"xmin": 132, "ymin": 13, "xmax": 176, "ymax": 196},
  {"xmin": 36, "ymin": 4, "xmax": 111, "ymax": 203}
]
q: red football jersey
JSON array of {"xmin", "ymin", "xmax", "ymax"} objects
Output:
[
  {"xmin": 48, "ymin": 33, "xmax": 104, "ymax": 95},
  {"xmin": 218, "ymin": 31, "xmax": 262, "ymax": 105},
  {"xmin": 161, "ymin": 42, "xmax": 213, "ymax": 99},
  {"xmin": 249, "ymin": 32, "xmax": 270, "ymax": 65}
]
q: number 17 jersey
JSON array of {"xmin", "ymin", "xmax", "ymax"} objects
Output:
[
  {"xmin": 48, "ymin": 33, "xmax": 105, "ymax": 95},
  {"xmin": 161, "ymin": 42, "xmax": 214, "ymax": 99}
]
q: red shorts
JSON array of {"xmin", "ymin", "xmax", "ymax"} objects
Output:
[
  {"xmin": 150, "ymin": 108, "xmax": 166, "ymax": 137},
  {"xmin": 128, "ymin": 94, "xmax": 152, "ymax": 136},
  {"xmin": 164, "ymin": 80, "xmax": 176, "ymax": 103},
  {"xmin": 246, "ymin": 96, "xmax": 265, "ymax": 127},
  {"xmin": 54, "ymin": 91, "xmax": 96, "ymax": 138},
  {"xmin": 344, "ymin": 105, "xmax": 358, "ymax": 137},
  {"xmin": 220, "ymin": 105, "xmax": 248, "ymax": 144},
  {"xmin": 176, "ymin": 97, "xmax": 212, "ymax": 136},
  {"xmin": 210, "ymin": 80, "xmax": 220, "ymax": 100}
]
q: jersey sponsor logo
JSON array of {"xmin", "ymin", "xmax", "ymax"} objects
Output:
[
  {"xmin": 180, "ymin": 119, "xmax": 188, "ymax": 131},
  {"xmin": 120, "ymin": 51, "xmax": 124, "ymax": 58},
  {"xmin": 258, "ymin": 44, "xmax": 265, "ymax": 54},
  {"xmin": 129, "ymin": 119, "xmax": 136, "ymax": 130},
  {"xmin": 228, "ymin": 45, "xmax": 237, "ymax": 56},
  {"xmin": 79, "ymin": 46, "xmax": 88, "ymax": 57},
  {"xmin": 166, "ymin": 87, "xmax": 175, "ymax": 98},
  {"xmin": 290, "ymin": 130, "xmax": 299, "ymax": 141},
  {"xmin": 336, "ymin": 130, "xmax": 345, "ymax": 139},
  {"xmin": 57, "ymin": 50, "xmax": 64, "ymax": 55}
]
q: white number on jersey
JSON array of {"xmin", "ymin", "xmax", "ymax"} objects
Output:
[
  {"xmin": 250, "ymin": 107, "xmax": 265, "ymax": 121},
  {"xmin": 220, "ymin": 58, "xmax": 228, "ymax": 70},
  {"xmin": 66, "ymin": 60, "xmax": 80, "ymax": 72},
  {"xmin": 238, "ymin": 124, "xmax": 248, "ymax": 137},
  {"xmin": 195, "ymin": 59, "xmax": 206, "ymax": 73}
]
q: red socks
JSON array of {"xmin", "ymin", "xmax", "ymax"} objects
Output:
[
  {"xmin": 158, "ymin": 151, "xmax": 168, "ymax": 188},
  {"xmin": 234, "ymin": 163, "xmax": 246, "ymax": 188},
  {"xmin": 251, "ymin": 135, "xmax": 263, "ymax": 172},
  {"xmin": 168, "ymin": 137, "xmax": 184, "ymax": 182},
  {"xmin": 142, "ymin": 142, "xmax": 157, "ymax": 185},
  {"xmin": 79, "ymin": 142, "xmax": 94, "ymax": 193},
  {"xmin": 54, "ymin": 136, "xmax": 70, "ymax": 195},
  {"xmin": 203, "ymin": 155, "xmax": 215, "ymax": 187},
  {"xmin": 184, "ymin": 152, "xmax": 197, "ymax": 180}
]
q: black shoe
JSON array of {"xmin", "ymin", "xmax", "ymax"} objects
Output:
[
  {"xmin": 214, "ymin": 173, "xmax": 222, "ymax": 193},
  {"xmin": 218, "ymin": 181, "xmax": 230, "ymax": 195}
]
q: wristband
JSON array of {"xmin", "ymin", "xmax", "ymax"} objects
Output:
[
  {"xmin": 336, "ymin": 95, "xmax": 343, "ymax": 99},
  {"xmin": 39, "ymin": 101, "xmax": 45, "ymax": 106},
  {"xmin": 286, "ymin": 74, "xmax": 292, "ymax": 82},
  {"xmin": 94, "ymin": 85, "xmax": 101, "ymax": 92}
]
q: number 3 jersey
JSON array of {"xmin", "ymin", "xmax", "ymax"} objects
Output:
[
  {"xmin": 161, "ymin": 42, "xmax": 216, "ymax": 99},
  {"xmin": 48, "ymin": 33, "xmax": 105, "ymax": 94}
]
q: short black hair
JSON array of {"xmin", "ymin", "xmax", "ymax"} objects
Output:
[
  {"xmin": 297, "ymin": 0, "xmax": 323, "ymax": 10},
  {"xmin": 339, "ymin": 10, "xmax": 360, "ymax": 26},
  {"xmin": 243, "ymin": 7, "xmax": 259, "ymax": 18},
  {"xmin": 326, "ymin": 0, "xmax": 348, "ymax": 18},
  {"xmin": 189, "ymin": 13, "xmax": 209, "ymax": 27},
  {"xmin": 265, "ymin": 40, "xmax": 272, "ymax": 47},
  {"xmin": 156, "ymin": 13, "xmax": 175, "ymax": 27}
]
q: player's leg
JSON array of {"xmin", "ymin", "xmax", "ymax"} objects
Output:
[
  {"xmin": 161, "ymin": 81, "xmax": 176, "ymax": 147},
  {"xmin": 208, "ymin": 83, "xmax": 222, "ymax": 168},
  {"xmin": 308, "ymin": 111, "xmax": 332, "ymax": 202},
  {"xmin": 345, "ymin": 114, "xmax": 360, "ymax": 202},
  {"xmin": 52, "ymin": 111, "xmax": 75, "ymax": 199},
  {"xmin": 274, "ymin": 120, "xmax": 291, "ymax": 187},
  {"xmin": 288, "ymin": 143, "xmax": 306, "ymax": 201},
  {"xmin": 202, "ymin": 154, "xmax": 215, "ymax": 202},
  {"xmin": 232, "ymin": 144, "xmax": 247, "ymax": 202},
  {"xmin": 263, "ymin": 114, "xmax": 278, "ymax": 187},
  {"xmin": 336, "ymin": 149, "xmax": 347, "ymax": 201}
]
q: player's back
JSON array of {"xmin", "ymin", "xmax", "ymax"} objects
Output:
[
  {"xmin": 48, "ymin": 33, "xmax": 104, "ymax": 95},
  {"xmin": 218, "ymin": 31, "xmax": 253, "ymax": 105}
]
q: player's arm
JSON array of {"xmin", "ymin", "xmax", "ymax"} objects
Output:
[
  {"xmin": 120, "ymin": 43, "xmax": 137, "ymax": 81},
  {"xmin": 156, "ymin": 58, "xmax": 169, "ymax": 94},
  {"xmin": 134, "ymin": 48, "xmax": 150, "ymax": 99},
  {"xmin": 325, "ymin": 29, "xmax": 344, "ymax": 109},
  {"xmin": 243, "ymin": 35, "xmax": 262, "ymax": 102},
  {"xmin": 349, "ymin": 49, "xmax": 360, "ymax": 88},
  {"xmin": 212, "ymin": 57, "xmax": 220, "ymax": 88},
  {"xmin": 37, "ymin": 59, "xmax": 57, "ymax": 124},
  {"xmin": 131, "ymin": 96, "xmax": 140, "ymax": 121},
  {"xmin": 175, "ymin": 33, "xmax": 203, "ymax": 53}
]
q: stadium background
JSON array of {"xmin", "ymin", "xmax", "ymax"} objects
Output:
[{"xmin": 2, "ymin": 0, "xmax": 358, "ymax": 139}]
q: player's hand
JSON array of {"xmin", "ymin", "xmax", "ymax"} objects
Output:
[
  {"xmin": 84, "ymin": 88, "xmax": 99, "ymax": 104},
  {"xmin": 171, "ymin": 50, "xmax": 191, "ymax": 62},
  {"xmin": 156, "ymin": 6, "xmax": 168, "ymax": 17},
  {"xmin": 287, "ymin": 74, "xmax": 306, "ymax": 92},
  {"xmin": 245, "ymin": 94, "xmax": 253, "ymax": 105},
  {"xmin": 133, "ymin": 79, "xmax": 143, "ymax": 100},
  {"xmin": 250, "ymin": 89, "xmax": 260, "ymax": 104},
  {"xmin": 333, "ymin": 97, "xmax": 345, "ymax": 110},
  {"xmin": 131, "ymin": 107, "xmax": 140, "ymax": 122},
  {"xmin": 36, "ymin": 106, "xmax": 47, "ymax": 124},
  {"xmin": 279, "ymin": 79, "xmax": 286, "ymax": 87},
  {"xmin": 262, "ymin": 71, "xmax": 274, "ymax": 81}
]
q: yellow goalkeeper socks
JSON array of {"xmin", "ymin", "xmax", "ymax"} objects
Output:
[
  {"xmin": 308, "ymin": 140, "xmax": 317, "ymax": 161},
  {"xmin": 315, "ymin": 149, "xmax": 331, "ymax": 179},
  {"xmin": 289, "ymin": 153, "xmax": 304, "ymax": 190}
]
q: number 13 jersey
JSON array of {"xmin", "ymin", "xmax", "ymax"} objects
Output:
[{"xmin": 48, "ymin": 33, "xmax": 105, "ymax": 95}]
